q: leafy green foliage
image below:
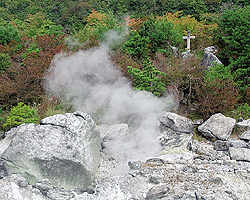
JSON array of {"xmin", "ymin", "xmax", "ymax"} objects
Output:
[
  {"xmin": 128, "ymin": 57, "xmax": 166, "ymax": 96},
  {"xmin": 195, "ymin": 64, "xmax": 239, "ymax": 119},
  {"xmin": 235, "ymin": 103, "xmax": 250, "ymax": 120},
  {"xmin": 0, "ymin": 22, "xmax": 20, "ymax": 45},
  {"xmin": 3, "ymin": 102, "xmax": 38, "ymax": 130},
  {"xmin": 0, "ymin": 53, "xmax": 11, "ymax": 73},
  {"xmin": 74, "ymin": 10, "xmax": 121, "ymax": 49},
  {"xmin": 124, "ymin": 16, "xmax": 182, "ymax": 59},
  {"xmin": 215, "ymin": 5, "xmax": 250, "ymax": 92}
]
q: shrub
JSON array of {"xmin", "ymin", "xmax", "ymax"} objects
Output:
[
  {"xmin": 128, "ymin": 57, "xmax": 166, "ymax": 96},
  {"xmin": 0, "ymin": 53, "xmax": 11, "ymax": 73},
  {"xmin": 232, "ymin": 103, "xmax": 250, "ymax": 120},
  {"xmin": 195, "ymin": 64, "xmax": 239, "ymax": 119},
  {"xmin": 3, "ymin": 102, "xmax": 38, "ymax": 130}
]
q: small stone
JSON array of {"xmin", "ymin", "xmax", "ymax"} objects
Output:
[
  {"xmin": 128, "ymin": 161, "xmax": 142, "ymax": 170},
  {"xmin": 213, "ymin": 140, "xmax": 230, "ymax": 151},
  {"xmin": 230, "ymin": 140, "xmax": 248, "ymax": 148},
  {"xmin": 239, "ymin": 130, "xmax": 250, "ymax": 141},
  {"xmin": 148, "ymin": 176, "xmax": 161, "ymax": 184},
  {"xmin": 145, "ymin": 185, "xmax": 170, "ymax": 200},
  {"xmin": 10, "ymin": 174, "xmax": 28, "ymax": 188},
  {"xmin": 146, "ymin": 158, "xmax": 165, "ymax": 166},
  {"xmin": 229, "ymin": 147, "xmax": 250, "ymax": 162}
]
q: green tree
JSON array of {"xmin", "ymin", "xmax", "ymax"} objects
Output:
[
  {"xmin": 128, "ymin": 57, "xmax": 166, "ymax": 96},
  {"xmin": 124, "ymin": 15, "xmax": 182, "ymax": 59},
  {"xmin": 195, "ymin": 64, "xmax": 239, "ymax": 119},
  {"xmin": 0, "ymin": 53, "xmax": 11, "ymax": 73},
  {"xmin": 3, "ymin": 102, "xmax": 38, "ymax": 130},
  {"xmin": 0, "ymin": 22, "xmax": 20, "ymax": 45},
  {"xmin": 215, "ymin": 6, "xmax": 250, "ymax": 92}
]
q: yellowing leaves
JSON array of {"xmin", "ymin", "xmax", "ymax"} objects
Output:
[{"xmin": 87, "ymin": 9, "xmax": 107, "ymax": 26}]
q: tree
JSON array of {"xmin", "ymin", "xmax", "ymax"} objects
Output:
[
  {"xmin": 128, "ymin": 57, "xmax": 166, "ymax": 96},
  {"xmin": 195, "ymin": 64, "xmax": 239, "ymax": 119},
  {"xmin": 0, "ymin": 53, "xmax": 11, "ymax": 73},
  {"xmin": 215, "ymin": 5, "xmax": 250, "ymax": 92},
  {"xmin": 0, "ymin": 22, "xmax": 20, "ymax": 45},
  {"xmin": 124, "ymin": 15, "xmax": 182, "ymax": 59}
]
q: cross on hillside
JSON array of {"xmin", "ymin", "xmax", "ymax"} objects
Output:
[{"xmin": 183, "ymin": 31, "xmax": 195, "ymax": 50}]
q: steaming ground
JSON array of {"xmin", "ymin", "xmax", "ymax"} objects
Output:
[{"xmin": 45, "ymin": 44, "xmax": 174, "ymax": 167}]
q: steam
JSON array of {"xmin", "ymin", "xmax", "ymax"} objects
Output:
[{"xmin": 45, "ymin": 36, "xmax": 174, "ymax": 165}]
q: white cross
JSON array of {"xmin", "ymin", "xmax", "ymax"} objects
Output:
[{"xmin": 183, "ymin": 31, "xmax": 195, "ymax": 50}]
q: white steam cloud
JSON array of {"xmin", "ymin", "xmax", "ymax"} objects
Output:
[{"xmin": 45, "ymin": 39, "xmax": 174, "ymax": 166}]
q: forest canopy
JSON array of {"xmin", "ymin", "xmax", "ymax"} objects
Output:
[{"xmin": 0, "ymin": 0, "xmax": 249, "ymax": 132}]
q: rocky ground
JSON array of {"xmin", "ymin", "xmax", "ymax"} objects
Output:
[{"xmin": 1, "ymin": 112, "xmax": 250, "ymax": 200}]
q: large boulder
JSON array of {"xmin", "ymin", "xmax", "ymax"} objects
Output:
[
  {"xmin": 200, "ymin": 46, "xmax": 223, "ymax": 70},
  {"xmin": 0, "ymin": 111, "xmax": 101, "ymax": 190},
  {"xmin": 158, "ymin": 112, "xmax": 194, "ymax": 134},
  {"xmin": 198, "ymin": 113, "xmax": 235, "ymax": 141},
  {"xmin": 158, "ymin": 112, "xmax": 194, "ymax": 148},
  {"xmin": 229, "ymin": 147, "xmax": 250, "ymax": 162}
]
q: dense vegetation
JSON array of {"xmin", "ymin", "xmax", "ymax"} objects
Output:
[{"xmin": 0, "ymin": 0, "xmax": 249, "ymax": 133}]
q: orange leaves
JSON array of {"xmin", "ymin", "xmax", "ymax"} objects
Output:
[
  {"xmin": 164, "ymin": 11, "xmax": 218, "ymax": 49},
  {"xmin": 124, "ymin": 16, "xmax": 143, "ymax": 31},
  {"xmin": 87, "ymin": 9, "xmax": 107, "ymax": 26}
]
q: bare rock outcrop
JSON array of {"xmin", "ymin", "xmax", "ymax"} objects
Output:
[{"xmin": 0, "ymin": 111, "xmax": 101, "ymax": 190}]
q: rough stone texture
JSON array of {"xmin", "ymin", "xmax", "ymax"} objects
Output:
[
  {"xmin": 0, "ymin": 175, "xmax": 48, "ymax": 200},
  {"xmin": 230, "ymin": 139, "xmax": 248, "ymax": 148},
  {"xmin": 213, "ymin": 140, "xmax": 230, "ymax": 151},
  {"xmin": 98, "ymin": 123, "xmax": 130, "ymax": 149},
  {"xmin": 145, "ymin": 185, "xmax": 170, "ymax": 199},
  {"xmin": 198, "ymin": 113, "xmax": 236, "ymax": 140},
  {"xmin": 191, "ymin": 140, "xmax": 216, "ymax": 156},
  {"xmin": 200, "ymin": 46, "xmax": 223, "ymax": 70},
  {"xmin": 239, "ymin": 130, "xmax": 250, "ymax": 141},
  {"xmin": 1, "ymin": 112, "xmax": 250, "ymax": 200},
  {"xmin": 229, "ymin": 147, "xmax": 250, "ymax": 162},
  {"xmin": 0, "ymin": 111, "xmax": 101, "ymax": 189},
  {"xmin": 159, "ymin": 112, "xmax": 194, "ymax": 134},
  {"xmin": 236, "ymin": 119, "xmax": 250, "ymax": 132}
]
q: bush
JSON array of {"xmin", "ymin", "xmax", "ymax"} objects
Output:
[
  {"xmin": 128, "ymin": 57, "xmax": 166, "ymax": 96},
  {"xmin": 195, "ymin": 64, "xmax": 239, "ymax": 119},
  {"xmin": 215, "ymin": 6, "xmax": 250, "ymax": 92},
  {"xmin": 0, "ymin": 53, "xmax": 11, "ymax": 73},
  {"xmin": 232, "ymin": 103, "xmax": 250, "ymax": 120},
  {"xmin": 3, "ymin": 102, "xmax": 38, "ymax": 130}
]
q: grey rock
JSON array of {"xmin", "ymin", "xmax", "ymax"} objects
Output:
[
  {"xmin": 10, "ymin": 174, "xmax": 28, "ymax": 188},
  {"xmin": 230, "ymin": 140, "xmax": 248, "ymax": 148},
  {"xmin": 191, "ymin": 140, "xmax": 215, "ymax": 156},
  {"xmin": 181, "ymin": 50, "xmax": 193, "ymax": 59},
  {"xmin": 229, "ymin": 147, "xmax": 250, "ymax": 162},
  {"xmin": 180, "ymin": 193, "xmax": 196, "ymax": 200},
  {"xmin": 0, "ymin": 161, "xmax": 7, "ymax": 178},
  {"xmin": 183, "ymin": 165, "xmax": 198, "ymax": 173},
  {"xmin": 213, "ymin": 140, "xmax": 230, "ymax": 151},
  {"xmin": 159, "ymin": 112, "xmax": 194, "ymax": 133},
  {"xmin": 33, "ymin": 179, "xmax": 55, "ymax": 195},
  {"xmin": 46, "ymin": 187, "xmax": 75, "ymax": 200},
  {"xmin": 198, "ymin": 113, "xmax": 236, "ymax": 140},
  {"xmin": 146, "ymin": 158, "xmax": 165, "ymax": 166},
  {"xmin": 0, "ymin": 111, "xmax": 101, "ymax": 190},
  {"xmin": 148, "ymin": 175, "xmax": 161, "ymax": 184},
  {"xmin": 128, "ymin": 161, "xmax": 142, "ymax": 170},
  {"xmin": 200, "ymin": 46, "xmax": 222, "ymax": 70},
  {"xmin": 236, "ymin": 119, "xmax": 250, "ymax": 132},
  {"xmin": 239, "ymin": 130, "xmax": 250, "ymax": 141},
  {"xmin": 145, "ymin": 185, "xmax": 170, "ymax": 200}
]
